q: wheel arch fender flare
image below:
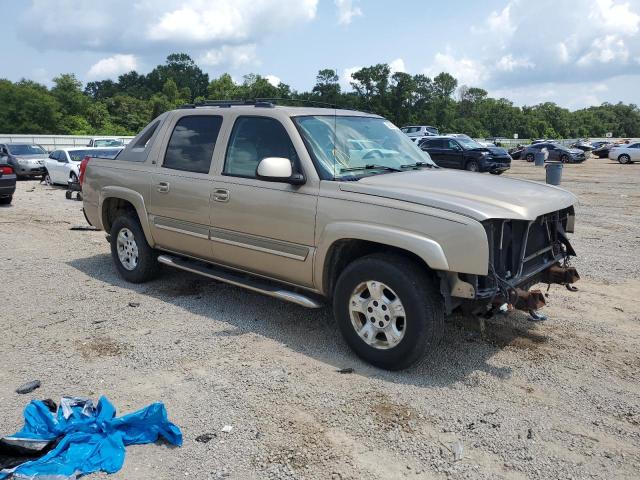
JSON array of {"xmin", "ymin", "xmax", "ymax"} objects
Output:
[
  {"xmin": 315, "ymin": 222, "xmax": 451, "ymax": 294},
  {"xmin": 99, "ymin": 186, "xmax": 155, "ymax": 247}
]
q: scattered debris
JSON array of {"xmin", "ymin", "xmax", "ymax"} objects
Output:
[
  {"xmin": 614, "ymin": 306, "xmax": 624, "ymax": 312},
  {"xmin": 195, "ymin": 433, "xmax": 216, "ymax": 444},
  {"xmin": 527, "ymin": 428, "xmax": 533, "ymax": 439},
  {"xmin": 451, "ymin": 440, "xmax": 464, "ymax": 461},
  {"xmin": 221, "ymin": 425, "xmax": 233, "ymax": 433},
  {"xmin": 128, "ymin": 302, "xmax": 140, "ymax": 308},
  {"xmin": 528, "ymin": 310, "xmax": 548, "ymax": 322},
  {"xmin": 0, "ymin": 396, "xmax": 182, "ymax": 478},
  {"xmin": 15, "ymin": 380, "xmax": 41, "ymax": 394},
  {"xmin": 69, "ymin": 226, "xmax": 97, "ymax": 231},
  {"xmin": 336, "ymin": 367, "xmax": 354, "ymax": 374}
]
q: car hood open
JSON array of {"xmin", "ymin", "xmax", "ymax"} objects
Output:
[{"xmin": 338, "ymin": 169, "xmax": 577, "ymax": 221}]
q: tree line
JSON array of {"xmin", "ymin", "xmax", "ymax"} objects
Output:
[{"xmin": 1, "ymin": 53, "xmax": 639, "ymax": 139}]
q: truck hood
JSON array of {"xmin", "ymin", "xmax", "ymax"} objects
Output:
[{"xmin": 339, "ymin": 169, "xmax": 577, "ymax": 221}]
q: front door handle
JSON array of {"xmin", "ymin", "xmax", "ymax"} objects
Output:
[
  {"xmin": 213, "ymin": 188, "xmax": 230, "ymax": 202},
  {"xmin": 157, "ymin": 181, "xmax": 170, "ymax": 193}
]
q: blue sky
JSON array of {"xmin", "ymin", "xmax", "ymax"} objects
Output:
[{"xmin": 2, "ymin": 0, "xmax": 640, "ymax": 109}]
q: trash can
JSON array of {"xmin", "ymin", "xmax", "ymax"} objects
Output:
[
  {"xmin": 534, "ymin": 150, "xmax": 547, "ymax": 166},
  {"xmin": 545, "ymin": 162, "xmax": 563, "ymax": 185}
]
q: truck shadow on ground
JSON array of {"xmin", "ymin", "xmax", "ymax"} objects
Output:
[{"xmin": 68, "ymin": 253, "xmax": 554, "ymax": 388}]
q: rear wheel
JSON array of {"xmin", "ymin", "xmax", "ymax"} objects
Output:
[
  {"xmin": 465, "ymin": 160, "xmax": 479, "ymax": 172},
  {"xmin": 110, "ymin": 213, "xmax": 160, "ymax": 283},
  {"xmin": 333, "ymin": 254, "xmax": 444, "ymax": 370},
  {"xmin": 525, "ymin": 153, "xmax": 534, "ymax": 162},
  {"xmin": 618, "ymin": 154, "xmax": 631, "ymax": 164}
]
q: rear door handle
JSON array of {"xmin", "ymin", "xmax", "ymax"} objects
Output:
[
  {"xmin": 157, "ymin": 181, "xmax": 170, "ymax": 193},
  {"xmin": 213, "ymin": 188, "xmax": 229, "ymax": 202}
]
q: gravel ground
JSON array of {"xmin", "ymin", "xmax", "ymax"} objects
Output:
[{"xmin": 0, "ymin": 158, "xmax": 639, "ymax": 479}]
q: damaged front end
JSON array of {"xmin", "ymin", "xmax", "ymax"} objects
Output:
[{"xmin": 450, "ymin": 206, "xmax": 580, "ymax": 317}]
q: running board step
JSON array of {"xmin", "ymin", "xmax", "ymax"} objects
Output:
[{"xmin": 157, "ymin": 254, "xmax": 324, "ymax": 309}]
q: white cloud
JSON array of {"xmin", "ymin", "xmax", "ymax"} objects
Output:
[
  {"xmin": 423, "ymin": 53, "xmax": 488, "ymax": 86},
  {"xmin": 577, "ymin": 35, "xmax": 630, "ymax": 66},
  {"xmin": 496, "ymin": 54, "xmax": 534, "ymax": 71},
  {"xmin": 486, "ymin": 2, "xmax": 516, "ymax": 36},
  {"xmin": 389, "ymin": 58, "xmax": 406, "ymax": 74},
  {"xmin": 265, "ymin": 75, "xmax": 281, "ymax": 87},
  {"xmin": 341, "ymin": 66, "xmax": 362, "ymax": 90},
  {"xmin": 590, "ymin": 0, "xmax": 640, "ymax": 34},
  {"xmin": 335, "ymin": 0, "xmax": 362, "ymax": 25},
  {"xmin": 21, "ymin": 0, "xmax": 319, "ymax": 53},
  {"xmin": 87, "ymin": 54, "xmax": 137, "ymax": 79},
  {"xmin": 199, "ymin": 44, "xmax": 257, "ymax": 68}
]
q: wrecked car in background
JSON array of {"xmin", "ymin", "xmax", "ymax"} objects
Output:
[
  {"xmin": 81, "ymin": 102, "xmax": 579, "ymax": 370},
  {"xmin": 522, "ymin": 142, "xmax": 586, "ymax": 163},
  {"xmin": 0, "ymin": 143, "xmax": 48, "ymax": 179}
]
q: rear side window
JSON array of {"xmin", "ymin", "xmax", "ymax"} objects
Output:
[
  {"xmin": 224, "ymin": 116, "xmax": 298, "ymax": 178},
  {"xmin": 163, "ymin": 116, "xmax": 223, "ymax": 174}
]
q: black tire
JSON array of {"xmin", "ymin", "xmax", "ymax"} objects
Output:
[
  {"xmin": 561, "ymin": 154, "xmax": 570, "ymax": 163},
  {"xmin": 333, "ymin": 253, "xmax": 444, "ymax": 370},
  {"xmin": 618, "ymin": 154, "xmax": 631, "ymax": 165},
  {"xmin": 465, "ymin": 160, "xmax": 479, "ymax": 172},
  {"xmin": 525, "ymin": 153, "xmax": 534, "ymax": 162},
  {"xmin": 0, "ymin": 196, "xmax": 11, "ymax": 205},
  {"xmin": 65, "ymin": 190, "xmax": 72, "ymax": 200},
  {"xmin": 490, "ymin": 170, "xmax": 504, "ymax": 175},
  {"xmin": 44, "ymin": 171, "xmax": 52, "ymax": 185},
  {"xmin": 110, "ymin": 213, "xmax": 159, "ymax": 283}
]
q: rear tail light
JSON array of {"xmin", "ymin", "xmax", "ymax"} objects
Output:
[
  {"xmin": 0, "ymin": 166, "xmax": 13, "ymax": 175},
  {"xmin": 79, "ymin": 156, "xmax": 90, "ymax": 186}
]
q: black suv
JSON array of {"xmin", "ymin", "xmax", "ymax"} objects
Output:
[{"xmin": 419, "ymin": 136, "xmax": 511, "ymax": 174}]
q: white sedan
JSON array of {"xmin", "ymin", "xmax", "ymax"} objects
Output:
[
  {"xmin": 44, "ymin": 148, "xmax": 121, "ymax": 185},
  {"xmin": 608, "ymin": 142, "xmax": 640, "ymax": 164}
]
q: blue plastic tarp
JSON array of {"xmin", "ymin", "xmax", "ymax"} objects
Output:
[{"xmin": 0, "ymin": 396, "xmax": 182, "ymax": 479}]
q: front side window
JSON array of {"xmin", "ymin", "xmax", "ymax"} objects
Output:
[
  {"xmin": 224, "ymin": 116, "xmax": 298, "ymax": 178},
  {"xmin": 294, "ymin": 115, "xmax": 435, "ymax": 180},
  {"xmin": 163, "ymin": 115, "xmax": 222, "ymax": 174}
]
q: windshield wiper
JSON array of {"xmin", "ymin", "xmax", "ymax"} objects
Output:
[
  {"xmin": 340, "ymin": 164, "xmax": 402, "ymax": 173},
  {"xmin": 400, "ymin": 161, "xmax": 437, "ymax": 169}
]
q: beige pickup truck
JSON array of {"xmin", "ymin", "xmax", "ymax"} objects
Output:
[{"xmin": 82, "ymin": 102, "xmax": 579, "ymax": 370}]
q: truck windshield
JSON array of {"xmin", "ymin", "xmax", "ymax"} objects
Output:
[{"xmin": 294, "ymin": 115, "xmax": 435, "ymax": 180}]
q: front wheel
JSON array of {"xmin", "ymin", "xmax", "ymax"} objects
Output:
[
  {"xmin": 525, "ymin": 153, "xmax": 534, "ymax": 162},
  {"xmin": 0, "ymin": 196, "xmax": 11, "ymax": 205},
  {"xmin": 618, "ymin": 154, "xmax": 631, "ymax": 164},
  {"xmin": 44, "ymin": 171, "xmax": 52, "ymax": 185},
  {"xmin": 110, "ymin": 214, "xmax": 160, "ymax": 283},
  {"xmin": 333, "ymin": 254, "xmax": 444, "ymax": 370},
  {"xmin": 465, "ymin": 160, "xmax": 479, "ymax": 172},
  {"xmin": 561, "ymin": 155, "xmax": 570, "ymax": 163}
]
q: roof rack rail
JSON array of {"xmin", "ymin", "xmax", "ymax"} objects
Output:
[{"xmin": 176, "ymin": 97, "xmax": 372, "ymax": 113}]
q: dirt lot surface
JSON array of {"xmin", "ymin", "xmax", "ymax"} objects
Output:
[{"xmin": 1, "ymin": 159, "xmax": 639, "ymax": 479}]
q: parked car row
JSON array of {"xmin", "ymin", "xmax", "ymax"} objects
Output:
[
  {"xmin": 44, "ymin": 148, "xmax": 122, "ymax": 186},
  {"xmin": 0, "ymin": 143, "xmax": 48, "ymax": 179},
  {"xmin": 521, "ymin": 142, "xmax": 587, "ymax": 164}
]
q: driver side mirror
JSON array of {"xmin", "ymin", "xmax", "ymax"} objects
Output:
[{"xmin": 256, "ymin": 157, "xmax": 305, "ymax": 185}]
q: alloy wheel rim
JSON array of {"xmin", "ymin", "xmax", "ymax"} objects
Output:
[
  {"xmin": 349, "ymin": 280, "xmax": 406, "ymax": 350},
  {"xmin": 116, "ymin": 228, "xmax": 139, "ymax": 271}
]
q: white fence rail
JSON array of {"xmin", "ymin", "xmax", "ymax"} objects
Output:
[{"xmin": 0, "ymin": 134, "xmax": 134, "ymax": 151}]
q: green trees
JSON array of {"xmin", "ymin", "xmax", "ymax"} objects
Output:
[{"xmin": 0, "ymin": 55, "xmax": 639, "ymax": 138}]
